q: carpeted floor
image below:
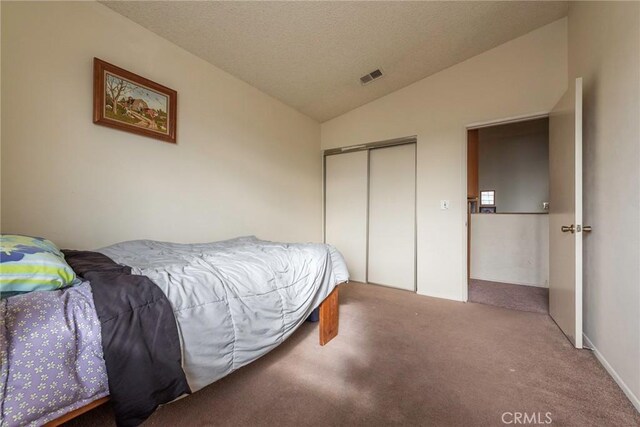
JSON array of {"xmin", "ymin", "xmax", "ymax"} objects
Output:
[
  {"xmin": 469, "ymin": 279, "xmax": 549, "ymax": 314},
  {"xmin": 66, "ymin": 282, "xmax": 638, "ymax": 427}
]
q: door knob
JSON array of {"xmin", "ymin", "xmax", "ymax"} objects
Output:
[
  {"xmin": 561, "ymin": 224, "xmax": 576, "ymax": 233},
  {"xmin": 583, "ymin": 226, "xmax": 592, "ymax": 232}
]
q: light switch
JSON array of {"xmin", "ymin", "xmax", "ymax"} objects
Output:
[{"xmin": 440, "ymin": 200, "xmax": 450, "ymax": 210}]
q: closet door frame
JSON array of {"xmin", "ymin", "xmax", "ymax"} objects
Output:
[{"xmin": 323, "ymin": 135, "xmax": 417, "ymax": 291}]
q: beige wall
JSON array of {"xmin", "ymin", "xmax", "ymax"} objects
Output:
[
  {"xmin": 478, "ymin": 118, "xmax": 549, "ymax": 213},
  {"xmin": 471, "ymin": 214, "xmax": 549, "ymax": 287},
  {"xmin": 569, "ymin": 2, "xmax": 640, "ymax": 410},
  {"xmin": 321, "ymin": 19, "xmax": 567, "ymax": 300},
  {"xmin": 1, "ymin": 1, "xmax": 322, "ymax": 249}
]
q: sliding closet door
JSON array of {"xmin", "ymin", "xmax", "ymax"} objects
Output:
[
  {"xmin": 368, "ymin": 144, "xmax": 416, "ymax": 290},
  {"xmin": 325, "ymin": 151, "xmax": 368, "ymax": 282}
]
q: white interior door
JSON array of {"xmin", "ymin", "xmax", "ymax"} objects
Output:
[
  {"xmin": 325, "ymin": 151, "xmax": 368, "ymax": 282},
  {"xmin": 549, "ymin": 77, "xmax": 583, "ymax": 348},
  {"xmin": 368, "ymin": 144, "xmax": 416, "ymax": 290}
]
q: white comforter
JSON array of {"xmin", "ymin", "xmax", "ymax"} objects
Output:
[{"xmin": 99, "ymin": 236, "xmax": 348, "ymax": 391}]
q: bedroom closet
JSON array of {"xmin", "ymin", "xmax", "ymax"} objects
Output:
[{"xmin": 324, "ymin": 137, "xmax": 416, "ymax": 291}]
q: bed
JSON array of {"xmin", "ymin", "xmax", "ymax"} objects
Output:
[{"xmin": 1, "ymin": 236, "xmax": 348, "ymax": 427}]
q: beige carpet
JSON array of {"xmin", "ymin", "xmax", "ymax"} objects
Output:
[
  {"xmin": 66, "ymin": 282, "xmax": 639, "ymax": 427},
  {"xmin": 469, "ymin": 279, "xmax": 549, "ymax": 314}
]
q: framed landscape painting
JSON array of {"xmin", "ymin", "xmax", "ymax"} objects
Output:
[{"xmin": 93, "ymin": 58, "xmax": 177, "ymax": 143}]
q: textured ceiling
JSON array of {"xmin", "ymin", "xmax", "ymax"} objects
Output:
[{"xmin": 101, "ymin": 1, "xmax": 568, "ymax": 122}]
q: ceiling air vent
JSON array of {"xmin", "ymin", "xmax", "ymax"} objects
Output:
[{"xmin": 360, "ymin": 68, "xmax": 384, "ymax": 85}]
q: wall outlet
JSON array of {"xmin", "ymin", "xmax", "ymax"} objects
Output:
[{"xmin": 440, "ymin": 200, "xmax": 450, "ymax": 210}]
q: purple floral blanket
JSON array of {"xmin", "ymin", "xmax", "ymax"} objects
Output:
[{"xmin": 0, "ymin": 283, "xmax": 109, "ymax": 426}]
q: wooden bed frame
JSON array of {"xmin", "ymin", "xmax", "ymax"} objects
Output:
[
  {"xmin": 44, "ymin": 287, "xmax": 339, "ymax": 426},
  {"xmin": 319, "ymin": 286, "xmax": 339, "ymax": 345}
]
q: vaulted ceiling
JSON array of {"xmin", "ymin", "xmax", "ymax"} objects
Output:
[{"xmin": 102, "ymin": 1, "xmax": 568, "ymax": 122}]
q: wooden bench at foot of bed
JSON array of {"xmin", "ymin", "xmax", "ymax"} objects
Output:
[{"xmin": 45, "ymin": 286, "xmax": 340, "ymax": 426}]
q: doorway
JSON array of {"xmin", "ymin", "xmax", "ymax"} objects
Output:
[{"xmin": 467, "ymin": 117, "xmax": 550, "ymax": 314}]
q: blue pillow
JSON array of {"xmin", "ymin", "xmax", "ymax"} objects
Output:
[{"xmin": 0, "ymin": 234, "xmax": 80, "ymax": 298}]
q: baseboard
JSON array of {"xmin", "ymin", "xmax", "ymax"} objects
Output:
[
  {"xmin": 470, "ymin": 277, "xmax": 548, "ymax": 288},
  {"xmin": 583, "ymin": 334, "xmax": 640, "ymax": 413}
]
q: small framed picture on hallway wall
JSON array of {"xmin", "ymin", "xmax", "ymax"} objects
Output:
[{"xmin": 93, "ymin": 58, "xmax": 177, "ymax": 144}]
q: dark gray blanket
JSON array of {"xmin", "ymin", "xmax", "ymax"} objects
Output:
[{"xmin": 63, "ymin": 250, "xmax": 190, "ymax": 427}]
